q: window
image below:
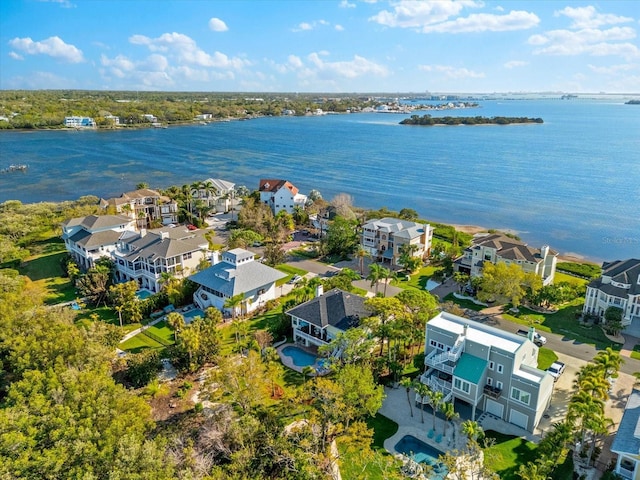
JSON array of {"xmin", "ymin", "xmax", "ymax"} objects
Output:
[
  {"xmin": 487, "ymin": 377, "xmax": 493, "ymax": 386},
  {"xmin": 497, "ymin": 364, "xmax": 504, "ymax": 374},
  {"xmin": 184, "ymin": 252, "xmax": 192, "ymax": 260},
  {"xmin": 454, "ymin": 378, "xmax": 470, "ymax": 394},
  {"xmin": 430, "ymin": 340, "xmax": 437, "ymax": 348},
  {"xmin": 489, "ymin": 361, "xmax": 495, "ymax": 371},
  {"xmin": 511, "ymin": 388, "xmax": 531, "ymax": 405},
  {"xmin": 496, "ymin": 381, "xmax": 503, "ymax": 390},
  {"xmin": 437, "ymin": 342, "xmax": 445, "ymax": 350}
]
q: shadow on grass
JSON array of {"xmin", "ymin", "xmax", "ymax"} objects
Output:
[
  {"xmin": 20, "ymin": 251, "xmax": 67, "ymax": 281},
  {"xmin": 485, "ymin": 430, "xmax": 538, "ymax": 480}
]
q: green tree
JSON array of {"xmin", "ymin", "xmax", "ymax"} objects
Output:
[
  {"xmin": 399, "ymin": 377, "xmax": 414, "ymax": 418},
  {"xmin": 367, "ymin": 262, "xmax": 384, "ymax": 294},
  {"xmin": 167, "ymin": 311, "xmax": 185, "ymax": 342},
  {"xmin": 477, "ymin": 261, "xmax": 527, "ymax": 307},
  {"xmin": 355, "ymin": 246, "xmax": 371, "ymax": 277},
  {"xmin": 224, "ymin": 293, "xmax": 244, "ymax": 319},
  {"xmin": 323, "ymin": 216, "xmax": 358, "ymax": 258},
  {"xmin": 398, "ymin": 243, "xmax": 421, "ymax": 273},
  {"xmin": 126, "ymin": 349, "xmax": 162, "ymax": 388}
]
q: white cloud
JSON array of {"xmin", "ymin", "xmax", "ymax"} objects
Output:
[
  {"xmin": 288, "ymin": 55, "xmax": 303, "ymax": 68},
  {"xmin": 369, "ymin": 0, "xmax": 482, "ymax": 28},
  {"xmin": 340, "ymin": 0, "xmax": 356, "ymax": 8},
  {"xmin": 37, "ymin": 0, "xmax": 75, "ymax": 8},
  {"xmin": 8, "ymin": 36, "xmax": 83, "ymax": 63},
  {"xmin": 305, "ymin": 52, "xmax": 388, "ymax": 79},
  {"xmin": 8, "ymin": 51, "xmax": 24, "ymax": 60},
  {"xmin": 129, "ymin": 32, "xmax": 248, "ymax": 69},
  {"xmin": 295, "ymin": 22, "xmax": 314, "ymax": 31},
  {"xmin": 208, "ymin": 17, "xmax": 229, "ymax": 32},
  {"xmin": 555, "ymin": 6, "xmax": 633, "ymax": 29},
  {"xmin": 587, "ymin": 63, "xmax": 636, "ymax": 75},
  {"xmin": 4, "ymin": 70, "xmax": 74, "ymax": 89},
  {"xmin": 335, "ymin": 24, "xmax": 345, "ymax": 31},
  {"xmin": 529, "ymin": 27, "xmax": 639, "ymax": 59},
  {"xmin": 421, "ymin": 10, "xmax": 540, "ymax": 33},
  {"xmin": 293, "ymin": 20, "xmax": 332, "ymax": 32},
  {"xmin": 419, "ymin": 64, "xmax": 485, "ymax": 79},
  {"xmin": 504, "ymin": 60, "xmax": 528, "ymax": 69}
]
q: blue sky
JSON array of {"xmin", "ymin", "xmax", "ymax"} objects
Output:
[{"xmin": 1, "ymin": 0, "xmax": 638, "ymax": 93}]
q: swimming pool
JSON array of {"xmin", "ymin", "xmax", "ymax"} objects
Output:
[
  {"xmin": 425, "ymin": 279, "xmax": 441, "ymax": 291},
  {"xmin": 394, "ymin": 435, "xmax": 447, "ymax": 479},
  {"xmin": 183, "ymin": 309, "xmax": 205, "ymax": 323},
  {"xmin": 282, "ymin": 346, "xmax": 319, "ymax": 367},
  {"xmin": 135, "ymin": 289, "xmax": 153, "ymax": 300}
]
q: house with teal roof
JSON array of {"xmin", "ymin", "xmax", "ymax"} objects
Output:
[{"xmin": 420, "ymin": 311, "xmax": 554, "ymax": 433}]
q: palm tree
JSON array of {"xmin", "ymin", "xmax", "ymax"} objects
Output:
[
  {"xmin": 302, "ymin": 365, "xmax": 315, "ymax": 383},
  {"xmin": 461, "ymin": 420, "xmax": 483, "ymax": 452},
  {"xmin": 414, "ymin": 382, "xmax": 431, "ymax": 425},
  {"xmin": 441, "ymin": 401, "xmax": 459, "ymax": 437},
  {"xmin": 426, "ymin": 389, "xmax": 443, "ymax": 433},
  {"xmin": 224, "ymin": 293, "xmax": 244, "ymax": 319},
  {"xmin": 399, "ymin": 377, "xmax": 414, "ymax": 418},
  {"xmin": 381, "ymin": 267, "xmax": 397, "ymax": 296},
  {"xmin": 367, "ymin": 263, "xmax": 384, "ymax": 295},
  {"xmin": 355, "ymin": 246, "xmax": 371, "ymax": 277},
  {"xmin": 167, "ymin": 312, "xmax": 185, "ymax": 342},
  {"xmin": 593, "ymin": 347, "xmax": 623, "ymax": 381}
]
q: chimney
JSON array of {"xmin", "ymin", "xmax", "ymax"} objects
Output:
[
  {"xmin": 160, "ymin": 231, "xmax": 169, "ymax": 240},
  {"xmin": 541, "ymin": 245, "xmax": 549, "ymax": 258},
  {"xmin": 211, "ymin": 250, "xmax": 220, "ymax": 265},
  {"xmin": 316, "ymin": 284, "xmax": 324, "ymax": 298},
  {"xmin": 463, "ymin": 323, "xmax": 468, "ymax": 337},
  {"xmin": 140, "ymin": 228, "xmax": 147, "ymax": 237},
  {"xmin": 528, "ymin": 326, "xmax": 535, "ymax": 342}
]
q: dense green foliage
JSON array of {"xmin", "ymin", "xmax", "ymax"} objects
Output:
[
  {"xmin": 0, "ymin": 90, "xmax": 377, "ymax": 129},
  {"xmin": 557, "ymin": 261, "xmax": 602, "ymax": 279},
  {"xmin": 400, "ymin": 114, "xmax": 544, "ymax": 125}
]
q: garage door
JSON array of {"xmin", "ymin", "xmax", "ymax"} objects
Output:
[
  {"xmin": 485, "ymin": 399, "xmax": 504, "ymax": 418},
  {"xmin": 509, "ymin": 409, "xmax": 529, "ymax": 430}
]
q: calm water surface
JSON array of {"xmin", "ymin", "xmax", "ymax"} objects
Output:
[{"xmin": 1, "ymin": 99, "xmax": 638, "ymax": 261}]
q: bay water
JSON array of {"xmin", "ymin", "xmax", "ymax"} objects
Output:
[{"xmin": 1, "ymin": 99, "xmax": 638, "ymax": 261}]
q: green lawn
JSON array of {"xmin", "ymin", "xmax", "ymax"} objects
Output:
[
  {"xmin": 391, "ymin": 265, "xmax": 441, "ymax": 290},
  {"xmin": 442, "ymin": 292, "xmax": 486, "ymax": 312},
  {"xmin": 19, "ymin": 249, "xmax": 76, "ymax": 304},
  {"xmin": 554, "ymin": 272, "xmax": 589, "ymax": 287},
  {"xmin": 484, "ymin": 430, "xmax": 538, "ymax": 480},
  {"xmin": 631, "ymin": 345, "xmax": 640, "ymax": 361},
  {"xmin": 502, "ymin": 299, "xmax": 618, "ymax": 351},
  {"xmin": 119, "ymin": 332, "xmax": 165, "ymax": 354},
  {"xmin": 145, "ymin": 320, "xmax": 175, "ymax": 344}
]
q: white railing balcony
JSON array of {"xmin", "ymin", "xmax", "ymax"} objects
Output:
[
  {"xmin": 294, "ymin": 329, "xmax": 329, "ymax": 347},
  {"xmin": 617, "ymin": 466, "xmax": 634, "ymax": 480}
]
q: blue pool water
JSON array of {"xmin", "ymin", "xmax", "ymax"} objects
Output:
[
  {"xmin": 183, "ymin": 309, "xmax": 205, "ymax": 323},
  {"xmin": 394, "ymin": 435, "xmax": 447, "ymax": 479},
  {"xmin": 282, "ymin": 346, "xmax": 319, "ymax": 367},
  {"xmin": 135, "ymin": 289, "xmax": 152, "ymax": 300}
]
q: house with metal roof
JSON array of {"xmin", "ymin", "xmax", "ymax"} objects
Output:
[
  {"xmin": 583, "ymin": 258, "xmax": 640, "ymax": 328},
  {"xmin": 611, "ymin": 388, "xmax": 640, "ymax": 479},
  {"xmin": 258, "ymin": 179, "xmax": 307, "ymax": 215},
  {"xmin": 62, "ymin": 214, "xmax": 137, "ymax": 270},
  {"xmin": 286, "ymin": 287, "xmax": 371, "ymax": 348},
  {"xmin": 454, "ymin": 233, "xmax": 558, "ymax": 285},
  {"xmin": 361, "ymin": 217, "xmax": 433, "ymax": 266},
  {"xmin": 190, "ymin": 248, "xmax": 286, "ymax": 316},
  {"xmin": 420, "ymin": 311, "xmax": 554, "ymax": 433},
  {"xmin": 191, "ymin": 178, "xmax": 236, "ymax": 212}
]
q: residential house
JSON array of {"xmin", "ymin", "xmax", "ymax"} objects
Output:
[
  {"xmin": 64, "ymin": 116, "xmax": 95, "ymax": 128},
  {"xmin": 62, "ymin": 214, "xmax": 136, "ymax": 270},
  {"xmin": 190, "ymin": 248, "xmax": 286, "ymax": 316},
  {"xmin": 287, "ymin": 287, "xmax": 371, "ymax": 348},
  {"xmin": 191, "ymin": 178, "xmax": 236, "ymax": 212},
  {"xmin": 361, "ymin": 217, "xmax": 433, "ymax": 266},
  {"xmin": 258, "ymin": 179, "xmax": 307, "ymax": 215},
  {"xmin": 611, "ymin": 388, "xmax": 640, "ymax": 479},
  {"xmin": 583, "ymin": 259, "xmax": 640, "ymax": 328},
  {"xmin": 142, "ymin": 114, "xmax": 158, "ymax": 123},
  {"xmin": 454, "ymin": 233, "xmax": 558, "ymax": 285},
  {"xmin": 104, "ymin": 114, "xmax": 120, "ymax": 125},
  {"xmin": 420, "ymin": 311, "xmax": 554, "ymax": 433},
  {"xmin": 100, "ymin": 188, "xmax": 178, "ymax": 228},
  {"xmin": 112, "ymin": 226, "xmax": 211, "ymax": 293}
]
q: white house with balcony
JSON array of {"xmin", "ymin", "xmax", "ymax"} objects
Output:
[
  {"xmin": 583, "ymin": 259, "xmax": 640, "ymax": 328},
  {"xmin": 62, "ymin": 214, "xmax": 136, "ymax": 270},
  {"xmin": 112, "ymin": 226, "xmax": 211, "ymax": 293},
  {"xmin": 64, "ymin": 116, "xmax": 96, "ymax": 128},
  {"xmin": 287, "ymin": 287, "xmax": 371, "ymax": 348},
  {"xmin": 611, "ymin": 388, "xmax": 640, "ymax": 479},
  {"xmin": 189, "ymin": 248, "xmax": 286, "ymax": 317},
  {"xmin": 454, "ymin": 233, "xmax": 558, "ymax": 285},
  {"xmin": 258, "ymin": 179, "xmax": 307, "ymax": 215},
  {"xmin": 361, "ymin": 217, "xmax": 433, "ymax": 266},
  {"xmin": 100, "ymin": 188, "xmax": 178, "ymax": 228},
  {"xmin": 420, "ymin": 311, "xmax": 554, "ymax": 433},
  {"xmin": 191, "ymin": 178, "xmax": 236, "ymax": 212}
]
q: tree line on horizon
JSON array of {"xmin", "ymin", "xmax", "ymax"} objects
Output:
[{"xmin": 400, "ymin": 114, "xmax": 544, "ymax": 126}]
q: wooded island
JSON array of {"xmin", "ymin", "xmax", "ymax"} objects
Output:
[{"xmin": 400, "ymin": 115, "xmax": 544, "ymax": 126}]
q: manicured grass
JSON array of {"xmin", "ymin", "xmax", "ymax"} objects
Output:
[
  {"xmin": 502, "ymin": 299, "xmax": 618, "ymax": 351},
  {"xmin": 368, "ymin": 413, "xmax": 399, "ymax": 449},
  {"xmin": 554, "ymin": 272, "xmax": 589, "ymax": 287},
  {"xmin": 537, "ymin": 347, "xmax": 558, "ymax": 370},
  {"xmin": 145, "ymin": 320, "xmax": 175, "ymax": 344},
  {"xmin": 631, "ymin": 344, "xmax": 640, "ymax": 361},
  {"xmin": 19, "ymin": 250, "xmax": 76, "ymax": 304},
  {"xmin": 484, "ymin": 430, "xmax": 538, "ymax": 480},
  {"xmin": 391, "ymin": 265, "xmax": 441, "ymax": 290},
  {"xmin": 119, "ymin": 333, "xmax": 165, "ymax": 354}
]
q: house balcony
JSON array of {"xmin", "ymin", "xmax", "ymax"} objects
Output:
[
  {"xmin": 294, "ymin": 329, "xmax": 329, "ymax": 347},
  {"xmin": 483, "ymin": 385, "xmax": 502, "ymax": 399},
  {"xmin": 294, "ymin": 325, "xmax": 328, "ymax": 344}
]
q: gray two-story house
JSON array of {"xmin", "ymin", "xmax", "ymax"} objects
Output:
[{"xmin": 421, "ymin": 312, "xmax": 554, "ymax": 433}]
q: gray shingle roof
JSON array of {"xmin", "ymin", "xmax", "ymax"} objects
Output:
[
  {"xmin": 122, "ymin": 232, "xmax": 206, "ymax": 261},
  {"xmin": 189, "ymin": 258, "xmax": 286, "ymax": 297},
  {"xmin": 286, "ymin": 288, "xmax": 371, "ymax": 330},
  {"xmin": 62, "ymin": 214, "xmax": 132, "ymax": 231},
  {"xmin": 69, "ymin": 229, "xmax": 122, "ymax": 248},
  {"xmin": 471, "ymin": 233, "xmax": 555, "ymax": 263},
  {"xmin": 611, "ymin": 388, "xmax": 640, "ymax": 455}
]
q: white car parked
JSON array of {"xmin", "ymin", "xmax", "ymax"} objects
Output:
[{"xmin": 547, "ymin": 361, "xmax": 566, "ymax": 382}]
